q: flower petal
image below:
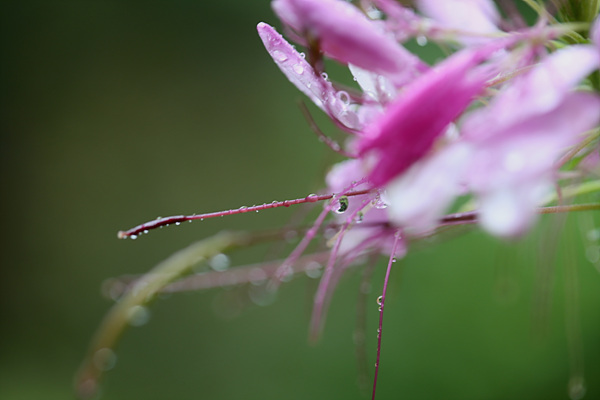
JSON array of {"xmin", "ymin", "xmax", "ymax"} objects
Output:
[
  {"xmin": 272, "ymin": 0, "xmax": 425, "ymax": 80},
  {"xmin": 358, "ymin": 43, "xmax": 504, "ymax": 186}
]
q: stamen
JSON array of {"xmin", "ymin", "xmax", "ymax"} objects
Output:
[
  {"xmin": 298, "ymin": 101, "xmax": 358, "ymax": 158},
  {"xmin": 372, "ymin": 230, "xmax": 403, "ymax": 400},
  {"xmin": 117, "ymin": 189, "xmax": 373, "ymax": 239}
]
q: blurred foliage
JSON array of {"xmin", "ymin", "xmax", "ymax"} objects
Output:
[{"xmin": 1, "ymin": 1, "xmax": 599, "ymax": 400}]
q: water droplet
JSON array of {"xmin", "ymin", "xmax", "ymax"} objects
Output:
[
  {"xmin": 306, "ymin": 193, "xmax": 319, "ymax": 203},
  {"xmin": 356, "ymin": 212, "xmax": 364, "ymax": 223},
  {"xmin": 372, "ymin": 195, "xmax": 388, "ymax": 209},
  {"xmin": 175, "ymin": 222, "xmax": 181, "ymax": 226},
  {"xmin": 127, "ymin": 305, "xmax": 151, "ymax": 327},
  {"xmin": 93, "ymin": 348, "xmax": 117, "ymax": 371},
  {"xmin": 585, "ymin": 245, "xmax": 600, "ymax": 264},
  {"xmin": 336, "ymin": 91, "xmax": 350, "ymax": 105},
  {"xmin": 293, "ymin": 64, "xmax": 304, "ymax": 74},
  {"xmin": 143, "ymin": 230, "xmax": 149, "ymax": 234},
  {"xmin": 321, "ymin": 72, "xmax": 328, "ymax": 80},
  {"xmin": 248, "ymin": 284, "xmax": 277, "ymax": 306},
  {"xmin": 280, "ymin": 265, "xmax": 294, "ymax": 282},
  {"xmin": 305, "ymin": 261, "xmax": 322, "ymax": 279},
  {"xmin": 130, "ymin": 235, "xmax": 138, "ymax": 240},
  {"xmin": 188, "ymin": 220, "xmax": 192, "ymax": 223},
  {"xmin": 587, "ymin": 228, "xmax": 600, "ymax": 242},
  {"xmin": 239, "ymin": 206, "xmax": 248, "ymax": 211},
  {"xmin": 334, "ymin": 196, "xmax": 349, "ymax": 214},
  {"xmin": 299, "ymin": 52, "xmax": 306, "ymax": 59},
  {"xmin": 416, "ymin": 35, "xmax": 428, "ymax": 46},
  {"xmin": 376, "ymin": 295, "xmax": 383, "ymax": 306},
  {"xmin": 209, "ymin": 253, "xmax": 230, "ymax": 271},
  {"xmin": 200, "ymin": 218, "xmax": 204, "ymax": 221},
  {"xmin": 248, "ymin": 268, "xmax": 267, "ymax": 286},
  {"xmin": 392, "ymin": 258, "xmax": 397, "ymax": 263},
  {"xmin": 272, "ymin": 50, "xmax": 288, "ymax": 62}
]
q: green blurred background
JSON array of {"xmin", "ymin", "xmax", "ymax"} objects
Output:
[{"xmin": 2, "ymin": 1, "xmax": 600, "ymax": 399}]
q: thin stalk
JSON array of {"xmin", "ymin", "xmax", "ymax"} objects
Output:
[
  {"xmin": 118, "ymin": 189, "xmax": 373, "ymax": 239},
  {"xmin": 372, "ymin": 231, "xmax": 402, "ymax": 400}
]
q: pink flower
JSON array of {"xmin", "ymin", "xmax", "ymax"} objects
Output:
[
  {"xmin": 357, "ymin": 42, "xmax": 506, "ymax": 187},
  {"xmin": 257, "ymin": 22, "xmax": 361, "ymax": 129},
  {"xmin": 385, "ymin": 45, "xmax": 600, "ymax": 237},
  {"xmin": 272, "ymin": 0, "xmax": 426, "ymax": 82}
]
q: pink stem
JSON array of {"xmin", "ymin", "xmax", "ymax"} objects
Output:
[
  {"xmin": 372, "ymin": 231, "xmax": 403, "ymax": 400},
  {"xmin": 269, "ymin": 181, "xmax": 369, "ymax": 287},
  {"xmin": 310, "ymin": 194, "xmax": 375, "ymax": 340},
  {"xmin": 117, "ymin": 189, "xmax": 373, "ymax": 239}
]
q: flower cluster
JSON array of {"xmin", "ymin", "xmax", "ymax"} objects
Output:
[
  {"xmin": 76, "ymin": 2, "xmax": 600, "ymax": 399},
  {"xmin": 258, "ymin": 0, "xmax": 600, "ymax": 247}
]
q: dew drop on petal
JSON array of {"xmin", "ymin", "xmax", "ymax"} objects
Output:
[
  {"xmin": 130, "ymin": 235, "xmax": 138, "ymax": 240},
  {"xmin": 175, "ymin": 222, "xmax": 181, "ymax": 226},
  {"xmin": 293, "ymin": 64, "xmax": 304, "ymax": 74},
  {"xmin": 272, "ymin": 50, "xmax": 288, "ymax": 62},
  {"xmin": 336, "ymin": 91, "xmax": 351, "ymax": 106}
]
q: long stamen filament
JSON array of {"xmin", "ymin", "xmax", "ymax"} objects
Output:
[{"xmin": 117, "ymin": 189, "xmax": 373, "ymax": 239}]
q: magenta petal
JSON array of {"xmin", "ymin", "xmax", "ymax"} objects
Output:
[
  {"xmin": 358, "ymin": 44, "xmax": 501, "ymax": 186},
  {"xmin": 464, "ymin": 45, "xmax": 600, "ymax": 141},
  {"xmin": 386, "ymin": 143, "xmax": 472, "ymax": 232},
  {"xmin": 272, "ymin": 0, "xmax": 425, "ymax": 78},
  {"xmin": 257, "ymin": 22, "xmax": 333, "ymax": 110}
]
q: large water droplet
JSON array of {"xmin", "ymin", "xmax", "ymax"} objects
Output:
[
  {"xmin": 336, "ymin": 91, "xmax": 351, "ymax": 106},
  {"xmin": 373, "ymin": 195, "xmax": 388, "ymax": 210},
  {"xmin": 306, "ymin": 193, "xmax": 319, "ymax": 203},
  {"xmin": 130, "ymin": 234, "xmax": 138, "ymax": 240},
  {"xmin": 334, "ymin": 196, "xmax": 349, "ymax": 214},
  {"xmin": 93, "ymin": 348, "xmax": 117, "ymax": 371},
  {"xmin": 127, "ymin": 305, "xmax": 151, "ymax": 327},
  {"xmin": 209, "ymin": 253, "xmax": 231, "ymax": 271},
  {"xmin": 293, "ymin": 64, "xmax": 304, "ymax": 74},
  {"xmin": 272, "ymin": 50, "xmax": 288, "ymax": 62}
]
